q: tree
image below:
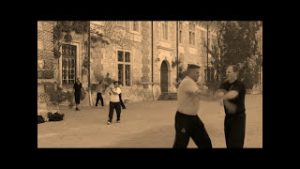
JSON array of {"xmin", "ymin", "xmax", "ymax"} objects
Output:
[
  {"xmin": 201, "ymin": 21, "xmax": 223, "ymax": 92},
  {"xmin": 216, "ymin": 21, "xmax": 262, "ymax": 89}
]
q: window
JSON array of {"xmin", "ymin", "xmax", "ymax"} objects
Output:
[
  {"xmin": 118, "ymin": 51, "xmax": 131, "ymax": 86},
  {"xmin": 162, "ymin": 22, "xmax": 168, "ymax": 40},
  {"xmin": 62, "ymin": 44, "xmax": 76, "ymax": 85},
  {"xmin": 133, "ymin": 21, "xmax": 139, "ymax": 32},
  {"xmin": 189, "ymin": 23, "xmax": 195, "ymax": 45},
  {"xmin": 205, "ymin": 67, "xmax": 214, "ymax": 82},
  {"xmin": 179, "ymin": 22, "xmax": 183, "ymax": 43}
]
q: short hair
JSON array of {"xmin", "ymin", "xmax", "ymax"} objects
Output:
[
  {"xmin": 113, "ymin": 81, "xmax": 118, "ymax": 84},
  {"xmin": 227, "ymin": 65, "xmax": 239, "ymax": 72},
  {"xmin": 187, "ymin": 64, "xmax": 200, "ymax": 70}
]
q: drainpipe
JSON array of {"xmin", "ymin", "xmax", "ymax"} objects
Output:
[
  {"xmin": 176, "ymin": 21, "xmax": 179, "ymax": 82},
  {"xmin": 206, "ymin": 22, "xmax": 209, "ymax": 83},
  {"xmin": 88, "ymin": 21, "xmax": 92, "ymax": 106},
  {"xmin": 151, "ymin": 21, "xmax": 154, "ymax": 101}
]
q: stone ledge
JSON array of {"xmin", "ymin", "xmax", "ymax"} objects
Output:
[{"xmin": 38, "ymin": 79, "xmax": 57, "ymax": 84}]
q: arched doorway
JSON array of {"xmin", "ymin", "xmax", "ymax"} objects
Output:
[{"xmin": 160, "ymin": 61, "xmax": 168, "ymax": 93}]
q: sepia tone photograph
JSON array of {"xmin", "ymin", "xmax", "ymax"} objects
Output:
[{"xmin": 37, "ymin": 21, "xmax": 262, "ymax": 148}]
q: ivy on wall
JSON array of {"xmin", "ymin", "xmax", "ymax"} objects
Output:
[{"xmin": 53, "ymin": 21, "xmax": 89, "ymax": 59}]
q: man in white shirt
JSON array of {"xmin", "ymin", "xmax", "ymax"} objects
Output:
[
  {"xmin": 173, "ymin": 64, "xmax": 213, "ymax": 148},
  {"xmin": 107, "ymin": 81, "xmax": 122, "ymax": 125}
]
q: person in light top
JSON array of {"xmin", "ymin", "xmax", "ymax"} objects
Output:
[{"xmin": 107, "ymin": 81, "xmax": 122, "ymax": 125}]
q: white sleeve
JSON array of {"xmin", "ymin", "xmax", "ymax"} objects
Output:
[
  {"xmin": 184, "ymin": 80, "xmax": 199, "ymax": 94},
  {"xmin": 117, "ymin": 88, "xmax": 121, "ymax": 94}
]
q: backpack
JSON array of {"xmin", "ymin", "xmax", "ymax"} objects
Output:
[
  {"xmin": 47, "ymin": 112, "xmax": 64, "ymax": 121},
  {"xmin": 38, "ymin": 115, "xmax": 45, "ymax": 124}
]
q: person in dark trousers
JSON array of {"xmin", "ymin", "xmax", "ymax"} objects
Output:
[
  {"xmin": 216, "ymin": 65, "xmax": 246, "ymax": 148},
  {"xmin": 95, "ymin": 80, "xmax": 104, "ymax": 107},
  {"xmin": 73, "ymin": 77, "xmax": 82, "ymax": 111},
  {"xmin": 173, "ymin": 64, "xmax": 214, "ymax": 149},
  {"xmin": 107, "ymin": 81, "xmax": 122, "ymax": 125},
  {"xmin": 118, "ymin": 82, "xmax": 126, "ymax": 109}
]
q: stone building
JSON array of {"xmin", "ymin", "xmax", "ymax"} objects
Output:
[
  {"xmin": 88, "ymin": 21, "xmax": 216, "ymax": 104},
  {"xmin": 37, "ymin": 21, "xmax": 217, "ymax": 110}
]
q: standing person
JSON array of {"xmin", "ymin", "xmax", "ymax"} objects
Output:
[
  {"xmin": 107, "ymin": 81, "xmax": 122, "ymax": 125},
  {"xmin": 173, "ymin": 64, "xmax": 213, "ymax": 148},
  {"xmin": 95, "ymin": 80, "xmax": 104, "ymax": 107},
  {"xmin": 73, "ymin": 77, "xmax": 82, "ymax": 111},
  {"xmin": 216, "ymin": 65, "xmax": 246, "ymax": 148},
  {"xmin": 118, "ymin": 82, "xmax": 126, "ymax": 109}
]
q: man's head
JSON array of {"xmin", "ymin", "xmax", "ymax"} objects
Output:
[
  {"xmin": 186, "ymin": 64, "xmax": 200, "ymax": 82},
  {"xmin": 113, "ymin": 81, "xmax": 119, "ymax": 87},
  {"xmin": 226, "ymin": 65, "xmax": 239, "ymax": 83}
]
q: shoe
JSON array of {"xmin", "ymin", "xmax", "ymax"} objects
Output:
[
  {"xmin": 116, "ymin": 120, "xmax": 120, "ymax": 123},
  {"xmin": 76, "ymin": 107, "xmax": 79, "ymax": 111},
  {"xmin": 107, "ymin": 121, "xmax": 111, "ymax": 125}
]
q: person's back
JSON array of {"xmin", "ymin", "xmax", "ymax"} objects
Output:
[{"xmin": 95, "ymin": 81, "xmax": 105, "ymax": 107}]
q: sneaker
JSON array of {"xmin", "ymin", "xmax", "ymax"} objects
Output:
[{"xmin": 107, "ymin": 121, "xmax": 111, "ymax": 125}]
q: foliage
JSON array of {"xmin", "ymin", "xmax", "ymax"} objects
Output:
[
  {"xmin": 38, "ymin": 70, "xmax": 54, "ymax": 79},
  {"xmin": 208, "ymin": 21, "xmax": 262, "ymax": 89},
  {"xmin": 44, "ymin": 83, "xmax": 74, "ymax": 107},
  {"xmin": 100, "ymin": 21, "xmax": 132, "ymax": 48},
  {"xmin": 91, "ymin": 33, "xmax": 110, "ymax": 48},
  {"xmin": 64, "ymin": 32, "xmax": 72, "ymax": 42},
  {"xmin": 53, "ymin": 21, "xmax": 89, "ymax": 59},
  {"xmin": 82, "ymin": 55, "xmax": 89, "ymax": 73}
]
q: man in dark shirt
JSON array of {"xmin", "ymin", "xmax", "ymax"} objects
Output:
[
  {"xmin": 73, "ymin": 77, "xmax": 83, "ymax": 111},
  {"xmin": 216, "ymin": 65, "xmax": 246, "ymax": 148}
]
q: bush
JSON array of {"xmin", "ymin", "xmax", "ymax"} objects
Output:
[
  {"xmin": 43, "ymin": 70, "xmax": 54, "ymax": 79},
  {"xmin": 38, "ymin": 70, "xmax": 54, "ymax": 79}
]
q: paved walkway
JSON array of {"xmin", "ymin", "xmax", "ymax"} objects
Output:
[{"xmin": 38, "ymin": 94, "xmax": 262, "ymax": 148}]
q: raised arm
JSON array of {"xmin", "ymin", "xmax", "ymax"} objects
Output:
[{"xmin": 215, "ymin": 89, "xmax": 238, "ymax": 100}]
